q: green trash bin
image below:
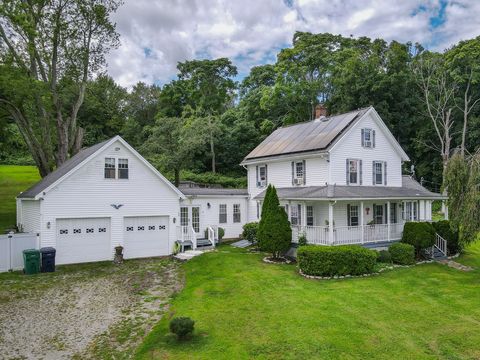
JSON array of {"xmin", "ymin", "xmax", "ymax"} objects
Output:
[{"xmin": 23, "ymin": 249, "xmax": 40, "ymax": 275}]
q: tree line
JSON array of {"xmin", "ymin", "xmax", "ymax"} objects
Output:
[{"xmin": 1, "ymin": 1, "xmax": 480, "ymax": 192}]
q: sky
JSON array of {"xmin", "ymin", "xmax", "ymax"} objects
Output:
[{"xmin": 106, "ymin": 0, "xmax": 480, "ymax": 88}]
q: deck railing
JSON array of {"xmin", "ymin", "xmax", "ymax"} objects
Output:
[
  {"xmin": 207, "ymin": 226, "xmax": 216, "ymax": 247},
  {"xmin": 293, "ymin": 222, "xmax": 404, "ymax": 246},
  {"xmin": 176, "ymin": 225, "xmax": 197, "ymax": 249}
]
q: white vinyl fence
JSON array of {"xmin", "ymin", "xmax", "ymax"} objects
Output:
[{"xmin": 0, "ymin": 232, "xmax": 39, "ymax": 272}]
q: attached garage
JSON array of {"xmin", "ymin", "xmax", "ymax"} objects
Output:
[
  {"xmin": 123, "ymin": 216, "xmax": 170, "ymax": 259},
  {"xmin": 56, "ymin": 218, "xmax": 111, "ymax": 265}
]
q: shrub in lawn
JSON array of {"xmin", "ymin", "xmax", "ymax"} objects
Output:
[
  {"xmin": 433, "ymin": 220, "xmax": 460, "ymax": 255},
  {"xmin": 218, "ymin": 227, "xmax": 225, "ymax": 240},
  {"xmin": 377, "ymin": 250, "xmax": 392, "ymax": 263},
  {"xmin": 401, "ymin": 222, "xmax": 435, "ymax": 256},
  {"xmin": 169, "ymin": 317, "xmax": 195, "ymax": 340},
  {"xmin": 389, "ymin": 243, "xmax": 415, "ymax": 265},
  {"xmin": 242, "ymin": 222, "xmax": 259, "ymax": 242},
  {"xmin": 297, "ymin": 233, "xmax": 308, "ymax": 247},
  {"xmin": 297, "ymin": 245, "xmax": 377, "ymax": 276},
  {"xmin": 257, "ymin": 185, "xmax": 292, "ymax": 258}
]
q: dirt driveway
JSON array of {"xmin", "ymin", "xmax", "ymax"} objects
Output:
[{"xmin": 0, "ymin": 257, "xmax": 183, "ymax": 359}]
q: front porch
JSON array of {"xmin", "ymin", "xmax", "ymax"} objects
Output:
[{"xmin": 283, "ymin": 199, "xmax": 432, "ymax": 246}]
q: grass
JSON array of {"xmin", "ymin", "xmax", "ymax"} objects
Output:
[
  {"xmin": 0, "ymin": 165, "xmax": 40, "ymax": 232},
  {"xmin": 136, "ymin": 244, "xmax": 480, "ymax": 360}
]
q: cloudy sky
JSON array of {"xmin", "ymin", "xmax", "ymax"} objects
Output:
[{"xmin": 106, "ymin": 0, "xmax": 480, "ymax": 87}]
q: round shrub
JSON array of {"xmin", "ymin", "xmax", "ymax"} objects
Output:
[
  {"xmin": 297, "ymin": 233, "xmax": 308, "ymax": 247},
  {"xmin": 218, "ymin": 227, "xmax": 225, "ymax": 240},
  {"xmin": 170, "ymin": 317, "xmax": 195, "ymax": 340},
  {"xmin": 297, "ymin": 245, "xmax": 377, "ymax": 277},
  {"xmin": 242, "ymin": 222, "xmax": 259, "ymax": 242},
  {"xmin": 377, "ymin": 250, "xmax": 392, "ymax": 263},
  {"xmin": 401, "ymin": 222, "xmax": 435, "ymax": 256},
  {"xmin": 389, "ymin": 243, "xmax": 415, "ymax": 265},
  {"xmin": 433, "ymin": 220, "xmax": 460, "ymax": 255}
]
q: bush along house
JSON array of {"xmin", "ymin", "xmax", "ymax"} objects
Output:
[{"xmin": 241, "ymin": 105, "xmax": 446, "ymax": 248}]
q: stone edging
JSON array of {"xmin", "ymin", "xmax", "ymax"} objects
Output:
[{"xmin": 262, "ymin": 256, "xmax": 292, "ymax": 264}]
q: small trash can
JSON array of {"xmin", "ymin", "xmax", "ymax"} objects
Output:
[
  {"xmin": 23, "ymin": 249, "xmax": 40, "ymax": 275},
  {"xmin": 40, "ymin": 247, "xmax": 56, "ymax": 273}
]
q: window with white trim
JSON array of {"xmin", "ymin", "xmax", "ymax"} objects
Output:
[
  {"xmin": 306, "ymin": 205, "xmax": 314, "ymax": 226},
  {"xmin": 348, "ymin": 205, "xmax": 359, "ymax": 226},
  {"xmin": 390, "ymin": 203, "xmax": 397, "ymax": 224},
  {"xmin": 348, "ymin": 159, "xmax": 360, "ymax": 185},
  {"xmin": 219, "ymin": 204, "xmax": 227, "ymax": 224},
  {"xmin": 295, "ymin": 161, "xmax": 304, "ymax": 179},
  {"xmin": 233, "ymin": 204, "xmax": 241, "ymax": 223},
  {"xmin": 290, "ymin": 204, "xmax": 301, "ymax": 225},
  {"xmin": 257, "ymin": 165, "xmax": 267, "ymax": 187},
  {"xmin": 403, "ymin": 201, "xmax": 418, "ymax": 221},
  {"xmin": 118, "ymin": 158, "xmax": 128, "ymax": 179},
  {"xmin": 373, "ymin": 161, "xmax": 385, "ymax": 185},
  {"xmin": 373, "ymin": 204, "xmax": 384, "ymax": 224},
  {"xmin": 104, "ymin": 158, "xmax": 116, "ymax": 179},
  {"xmin": 362, "ymin": 128, "xmax": 374, "ymax": 148}
]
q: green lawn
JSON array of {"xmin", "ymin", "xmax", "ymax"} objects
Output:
[
  {"xmin": 0, "ymin": 165, "xmax": 40, "ymax": 232},
  {"xmin": 136, "ymin": 244, "xmax": 480, "ymax": 360}
]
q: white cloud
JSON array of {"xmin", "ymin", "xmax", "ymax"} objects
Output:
[{"xmin": 106, "ymin": 0, "xmax": 480, "ymax": 87}]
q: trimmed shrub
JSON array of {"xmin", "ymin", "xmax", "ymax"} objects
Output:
[
  {"xmin": 242, "ymin": 222, "xmax": 259, "ymax": 242},
  {"xmin": 433, "ymin": 220, "xmax": 460, "ymax": 255},
  {"xmin": 377, "ymin": 250, "xmax": 392, "ymax": 263},
  {"xmin": 297, "ymin": 245, "xmax": 377, "ymax": 276},
  {"xmin": 170, "ymin": 317, "xmax": 195, "ymax": 340},
  {"xmin": 257, "ymin": 185, "xmax": 292, "ymax": 258},
  {"xmin": 298, "ymin": 233, "xmax": 308, "ymax": 247},
  {"xmin": 218, "ymin": 227, "xmax": 225, "ymax": 240},
  {"xmin": 389, "ymin": 243, "xmax": 415, "ymax": 265},
  {"xmin": 401, "ymin": 222, "xmax": 435, "ymax": 256}
]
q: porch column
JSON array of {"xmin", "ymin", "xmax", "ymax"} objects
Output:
[
  {"xmin": 444, "ymin": 201, "xmax": 449, "ymax": 220},
  {"xmin": 301, "ymin": 202, "xmax": 307, "ymax": 227},
  {"xmin": 360, "ymin": 201, "xmax": 364, "ymax": 244},
  {"xmin": 328, "ymin": 201, "xmax": 334, "ymax": 244},
  {"xmin": 387, "ymin": 201, "xmax": 391, "ymax": 242}
]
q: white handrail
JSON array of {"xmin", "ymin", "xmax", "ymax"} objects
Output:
[
  {"xmin": 434, "ymin": 233, "xmax": 447, "ymax": 256},
  {"xmin": 207, "ymin": 226, "xmax": 215, "ymax": 247}
]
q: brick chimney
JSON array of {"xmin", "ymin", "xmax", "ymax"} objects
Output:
[{"xmin": 314, "ymin": 103, "xmax": 328, "ymax": 119}]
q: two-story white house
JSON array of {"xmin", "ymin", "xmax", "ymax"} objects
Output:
[{"xmin": 241, "ymin": 105, "xmax": 445, "ymax": 246}]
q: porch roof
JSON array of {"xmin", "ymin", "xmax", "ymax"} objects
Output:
[
  {"xmin": 254, "ymin": 176, "xmax": 446, "ymax": 201},
  {"xmin": 179, "ymin": 187, "xmax": 248, "ymax": 197}
]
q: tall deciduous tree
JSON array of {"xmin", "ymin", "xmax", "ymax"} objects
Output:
[{"xmin": 0, "ymin": 0, "xmax": 120, "ymax": 177}]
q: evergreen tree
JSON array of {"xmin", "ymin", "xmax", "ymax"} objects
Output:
[{"xmin": 257, "ymin": 185, "xmax": 292, "ymax": 258}]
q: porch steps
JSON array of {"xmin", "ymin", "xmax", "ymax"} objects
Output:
[
  {"xmin": 431, "ymin": 246, "xmax": 448, "ymax": 260},
  {"xmin": 361, "ymin": 240, "xmax": 400, "ymax": 250},
  {"xmin": 196, "ymin": 238, "xmax": 213, "ymax": 248}
]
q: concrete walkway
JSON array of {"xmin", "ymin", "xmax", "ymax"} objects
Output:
[
  {"xmin": 437, "ymin": 259, "xmax": 474, "ymax": 271},
  {"xmin": 174, "ymin": 249, "xmax": 210, "ymax": 261}
]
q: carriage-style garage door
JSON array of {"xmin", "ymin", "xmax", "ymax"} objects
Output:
[
  {"xmin": 123, "ymin": 216, "xmax": 169, "ymax": 259},
  {"xmin": 56, "ymin": 217, "xmax": 111, "ymax": 265}
]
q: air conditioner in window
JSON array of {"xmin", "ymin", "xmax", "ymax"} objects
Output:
[
  {"xmin": 258, "ymin": 180, "xmax": 266, "ymax": 187},
  {"xmin": 364, "ymin": 140, "xmax": 372, "ymax": 148},
  {"xmin": 294, "ymin": 177, "xmax": 304, "ymax": 185}
]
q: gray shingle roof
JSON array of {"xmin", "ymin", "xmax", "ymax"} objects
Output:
[
  {"xmin": 17, "ymin": 138, "xmax": 113, "ymax": 199},
  {"xmin": 179, "ymin": 187, "xmax": 248, "ymax": 196},
  {"xmin": 243, "ymin": 107, "xmax": 370, "ymax": 161},
  {"xmin": 253, "ymin": 176, "xmax": 445, "ymax": 200}
]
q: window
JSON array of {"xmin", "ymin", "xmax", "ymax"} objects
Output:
[
  {"xmin": 105, "ymin": 157, "xmax": 116, "ymax": 179},
  {"xmin": 192, "ymin": 207, "xmax": 200, "ymax": 232},
  {"xmin": 98, "ymin": 227, "xmax": 106, "ymax": 232},
  {"xmin": 86, "ymin": 228, "xmax": 94, "ymax": 233},
  {"xmin": 403, "ymin": 201, "xmax": 418, "ymax": 221},
  {"xmin": 219, "ymin": 204, "xmax": 227, "ymax": 224},
  {"xmin": 257, "ymin": 165, "xmax": 267, "ymax": 187},
  {"xmin": 373, "ymin": 204, "xmax": 384, "ymax": 224},
  {"xmin": 306, "ymin": 205, "xmax": 314, "ymax": 226},
  {"xmin": 59, "ymin": 229, "xmax": 68, "ymax": 235},
  {"xmin": 233, "ymin": 204, "xmax": 241, "ymax": 223},
  {"xmin": 390, "ymin": 203, "xmax": 397, "ymax": 224},
  {"xmin": 126, "ymin": 226, "xmax": 133, "ymax": 231},
  {"xmin": 180, "ymin": 207, "xmax": 189, "ymax": 226},
  {"xmin": 348, "ymin": 205, "xmax": 359, "ymax": 226},
  {"xmin": 159, "ymin": 225, "xmax": 166, "ymax": 230},
  {"xmin": 347, "ymin": 159, "xmax": 361, "ymax": 185},
  {"xmin": 118, "ymin": 158, "xmax": 128, "ymax": 179},
  {"xmin": 362, "ymin": 128, "xmax": 375, "ymax": 148},
  {"xmin": 73, "ymin": 228, "xmax": 81, "ymax": 234},
  {"xmin": 290, "ymin": 204, "xmax": 301, "ymax": 225},
  {"xmin": 373, "ymin": 161, "xmax": 386, "ymax": 185},
  {"xmin": 292, "ymin": 161, "xmax": 305, "ymax": 185},
  {"xmin": 149, "ymin": 226, "xmax": 156, "ymax": 230},
  {"xmin": 295, "ymin": 161, "xmax": 304, "ymax": 179},
  {"xmin": 137, "ymin": 226, "xmax": 144, "ymax": 231}
]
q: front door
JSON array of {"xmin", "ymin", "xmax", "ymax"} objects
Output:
[
  {"xmin": 180, "ymin": 206, "xmax": 201, "ymax": 235},
  {"xmin": 373, "ymin": 204, "xmax": 384, "ymax": 224}
]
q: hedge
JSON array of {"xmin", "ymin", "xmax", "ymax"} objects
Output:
[
  {"xmin": 297, "ymin": 245, "xmax": 377, "ymax": 276},
  {"xmin": 389, "ymin": 243, "xmax": 415, "ymax": 265},
  {"xmin": 401, "ymin": 222, "xmax": 435, "ymax": 255},
  {"xmin": 433, "ymin": 220, "xmax": 460, "ymax": 255},
  {"xmin": 242, "ymin": 222, "xmax": 258, "ymax": 242}
]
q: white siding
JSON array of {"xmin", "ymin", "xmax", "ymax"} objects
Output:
[
  {"xmin": 17, "ymin": 199, "xmax": 41, "ymax": 233},
  {"xmin": 182, "ymin": 196, "xmax": 248, "ymax": 239},
  {"xmin": 38, "ymin": 140, "xmax": 180, "ymax": 259},
  {"xmin": 329, "ymin": 112, "xmax": 403, "ymax": 187}
]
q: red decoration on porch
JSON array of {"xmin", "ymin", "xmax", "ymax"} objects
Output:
[{"xmin": 365, "ymin": 207, "xmax": 370, "ymax": 215}]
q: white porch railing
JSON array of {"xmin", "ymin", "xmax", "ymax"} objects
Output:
[
  {"xmin": 293, "ymin": 222, "xmax": 405, "ymax": 246},
  {"xmin": 176, "ymin": 225, "xmax": 197, "ymax": 249},
  {"xmin": 434, "ymin": 233, "xmax": 447, "ymax": 256},
  {"xmin": 207, "ymin": 226, "xmax": 216, "ymax": 248}
]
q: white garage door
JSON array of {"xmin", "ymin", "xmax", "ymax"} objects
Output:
[
  {"xmin": 124, "ymin": 216, "xmax": 169, "ymax": 259},
  {"xmin": 56, "ymin": 217, "xmax": 111, "ymax": 265}
]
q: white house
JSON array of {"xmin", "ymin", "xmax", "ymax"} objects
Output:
[
  {"xmin": 241, "ymin": 105, "xmax": 446, "ymax": 246},
  {"xmin": 16, "ymin": 105, "xmax": 445, "ymax": 265}
]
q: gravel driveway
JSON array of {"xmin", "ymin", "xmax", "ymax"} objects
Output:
[{"xmin": 0, "ymin": 257, "xmax": 183, "ymax": 359}]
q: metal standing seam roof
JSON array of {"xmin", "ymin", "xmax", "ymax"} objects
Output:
[
  {"xmin": 243, "ymin": 107, "xmax": 371, "ymax": 161},
  {"xmin": 253, "ymin": 176, "xmax": 445, "ymax": 200},
  {"xmin": 178, "ymin": 187, "xmax": 248, "ymax": 196},
  {"xmin": 17, "ymin": 138, "xmax": 113, "ymax": 199}
]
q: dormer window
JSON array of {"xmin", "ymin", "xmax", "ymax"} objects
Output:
[
  {"xmin": 292, "ymin": 160, "xmax": 306, "ymax": 186},
  {"xmin": 118, "ymin": 158, "xmax": 129, "ymax": 179},
  {"xmin": 361, "ymin": 128, "xmax": 375, "ymax": 148},
  {"xmin": 256, "ymin": 165, "xmax": 267, "ymax": 187},
  {"xmin": 104, "ymin": 158, "xmax": 116, "ymax": 179}
]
